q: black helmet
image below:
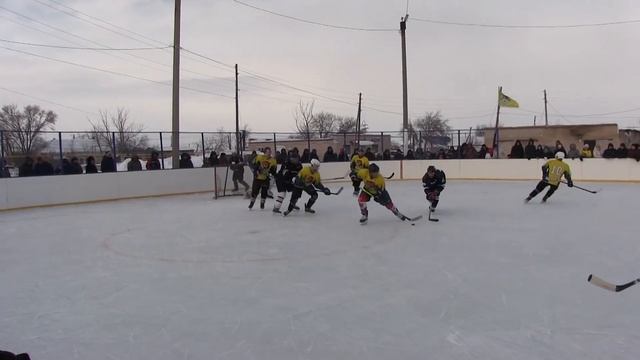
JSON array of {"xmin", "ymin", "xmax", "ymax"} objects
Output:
[
  {"xmin": 368, "ymin": 163, "xmax": 380, "ymax": 173},
  {"xmin": 427, "ymin": 165, "xmax": 436, "ymax": 173}
]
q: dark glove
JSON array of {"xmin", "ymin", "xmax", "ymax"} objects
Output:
[
  {"xmin": 567, "ymin": 180, "xmax": 574, "ymax": 187},
  {"xmin": 349, "ymin": 171, "xmax": 358, "ymax": 181},
  {"xmin": 323, "ymin": 188, "xmax": 331, "ymax": 195}
]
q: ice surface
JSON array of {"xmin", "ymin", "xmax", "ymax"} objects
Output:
[{"xmin": 1, "ymin": 180, "xmax": 639, "ymax": 360}]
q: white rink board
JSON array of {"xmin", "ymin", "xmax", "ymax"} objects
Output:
[{"xmin": 1, "ymin": 159, "xmax": 638, "ymax": 210}]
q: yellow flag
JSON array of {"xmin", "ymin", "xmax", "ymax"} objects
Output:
[{"xmin": 499, "ymin": 89, "xmax": 519, "ymax": 108}]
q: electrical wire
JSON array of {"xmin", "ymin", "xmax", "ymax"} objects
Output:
[
  {"xmin": 232, "ymin": 0, "xmax": 396, "ymax": 32},
  {"xmin": 411, "ymin": 16, "xmax": 640, "ymax": 29},
  {"xmin": 0, "ymin": 86, "xmax": 99, "ymax": 116},
  {"xmin": 0, "ymin": 38, "xmax": 171, "ymax": 51},
  {"xmin": 0, "ymin": 46, "xmax": 234, "ymax": 99}
]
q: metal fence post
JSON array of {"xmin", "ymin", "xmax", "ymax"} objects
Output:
[
  {"xmin": 272, "ymin": 133, "xmax": 276, "ymax": 151},
  {"xmin": 242, "ymin": 130, "xmax": 246, "ymax": 152},
  {"xmin": 201, "ymin": 132, "xmax": 206, "ymax": 165},
  {"xmin": 0, "ymin": 130, "xmax": 5, "ymax": 159},
  {"xmin": 419, "ymin": 131, "xmax": 422, "ymax": 150},
  {"xmin": 159, "ymin": 132, "xmax": 165, "ymax": 169},
  {"xmin": 58, "ymin": 132, "xmax": 63, "ymax": 166},
  {"xmin": 458, "ymin": 130, "xmax": 461, "ymax": 148},
  {"xmin": 380, "ymin": 131, "xmax": 384, "ymax": 154},
  {"xmin": 111, "ymin": 131, "xmax": 117, "ymax": 172}
]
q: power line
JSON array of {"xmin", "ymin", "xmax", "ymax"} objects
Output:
[
  {"xmin": 0, "ymin": 86, "xmax": 99, "ymax": 116},
  {"xmin": 232, "ymin": 0, "xmax": 396, "ymax": 32},
  {"xmin": 0, "ymin": 46, "xmax": 234, "ymax": 99},
  {"xmin": 411, "ymin": 16, "xmax": 640, "ymax": 29},
  {"xmin": 0, "ymin": 38, "xmax": 171, "ymax": 51}
]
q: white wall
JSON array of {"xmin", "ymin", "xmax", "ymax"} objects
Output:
[{"xmin": 1, "ymin": 159, "xmax": 638, "ymax": 211}]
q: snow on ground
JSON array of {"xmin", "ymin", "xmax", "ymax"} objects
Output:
[{"xmin": 0, "ymin": 180, "xmax": 638, "ymax": 360}]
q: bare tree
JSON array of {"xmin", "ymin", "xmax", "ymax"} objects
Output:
[
  {"xmin": 0, "ymin": 104, "xmax": 57, "ymax": 155},
  {"xmin": 336, "ymin": 115, "xmax": 367, "ymax": 134},
  {"xmin": 312, "ymin": 112, "xmax": 337, "ymax": 138},
  {"xmin": 413, "ymin": 111, "xmax": 452, "ymax": 149},
  {"xmin": 294, "ymin": 100, "xmax": 315, "ymax": 139},
  {"xmin": 88, "ymin": 108, "xmax": 148, "ymax": 156}
]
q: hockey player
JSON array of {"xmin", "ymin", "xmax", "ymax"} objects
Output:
[
  {"xmin": 422, "ymin": 165, "xmax": 446, "ymax": 212},
  {"xmin": 525, "ymin": 151, "xmax": 573, "ymax": 203},
  {"xmin": 230, "ymin": 154, "xmax": 250, "ymax": 195},
  {"xmin": 283, "ymin": 159, "xmax": 331, "ymax": 216},
  {"xmin": 273, "ymin": 152, "xmax": 303, "ymax": 213},
  {"xmin": 357, "ymin": 163, "xmax": 414, "ymax": 223},
  {"xmin": 350, "ymin": 148, "xmax": 370, "ymax": 195},
  {"xmin": 249, "ymin": 147, "xmax": 277, "ymax": 209}
]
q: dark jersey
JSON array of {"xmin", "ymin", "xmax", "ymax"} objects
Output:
[
  {"xmin": 422, "ymin": 170, "xmax": 446, "ymax": 191},
  {"xmin": 277, "ymin": 160, "xmax": 303, "ymax": 183}
]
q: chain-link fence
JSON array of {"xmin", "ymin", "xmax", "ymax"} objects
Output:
[{"xmin": 0, "ymin": 128, "xmax": 483, "ymax": 177}]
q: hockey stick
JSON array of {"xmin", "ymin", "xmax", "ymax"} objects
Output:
[
  {"xmin": 561, "ymin": 181, "xmax": 599, "ymax": 194},
  {"xmin": 385, "ymin": 172, "xmax": 395, "ymax": 180},
  {"xmin": 329, "ymin": 186, "xmax": 344, "ymax": 195},
  {"xmin": 588, "ymin": 274, "xmax": 640, "ymax": 292}
]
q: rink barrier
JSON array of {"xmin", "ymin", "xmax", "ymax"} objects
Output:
[{"xmin": 0, "ymin": 159, "xmax": 638, "ymax": 211}]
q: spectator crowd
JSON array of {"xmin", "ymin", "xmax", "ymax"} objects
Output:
[{"xmin": 1, "ymin": 139, "xmax": 639, "ymax": 178}]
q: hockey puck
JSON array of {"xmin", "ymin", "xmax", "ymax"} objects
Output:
[{"xmin": 411, "ymin": 223, "xmax": 415, "ymax": 226}]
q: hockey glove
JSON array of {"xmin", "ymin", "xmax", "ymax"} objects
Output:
[
  {"xmin": 323, "ymin": 188, "xmax": 331, "ymax": 195},
  {"xmin": 567, "ymin": 180, "xmax": 574, "ymax": 187}
]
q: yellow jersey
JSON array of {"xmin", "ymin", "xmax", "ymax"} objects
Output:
[
  {"xmin": 351, "ymin": 155, "xmax": 369, "ymax": 171},
  {"xmin": 357, "ymin": 168, "xmax": 385, "ymax": 195},
  {"xmin": 254, "ymin": 154, "xmax": 277, "ymax": 180},
  {"xmin": 544, "ymin": 159, "xmax": 571, "ymax": 186},
  {"xmin": 298, "ymin": 166, "xmax": 321, "ymax": 186},
  {"xmin": 580, "ymin": 149, "xmax": 593, "ymax": 158}
]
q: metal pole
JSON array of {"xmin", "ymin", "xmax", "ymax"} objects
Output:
[
  {"xmin": 235, "ymin": 64, "xmax": 240, "ymax": 154},
  {"xmin": 58, "ymin": 131, "xmax": 63, "ymax": 165},
  {"xmin": 493, "ymin": 87, "xmax": 502, "ymax": 159},
  {"xmin": 171, "ymin": 0, "xmax": 181, "ymax": 169},
  {"xmin": 400, "ymin": 15, "xmax": 409, "ymax": 156},
  {"xmin": 0, "ymin": 130, "xmax": 5, "ymax": 159},
  {"xmin": 534, "ymin": 115, "xmax": 537, "ymax": 126},
  {"xmin": 159, "ymin": 132, "xmax": 165, "ymax": 169},
  {"xmin": 201, "ymin": 132, "xmax": 206, "ymax": 165},
  {"xmin": 273, "ymin": 133, "xmax": 276, "ymax": 152},
  {"xmin": 458, "ymin": 130, "xmax": 461, "ymax": 147},
  {"xmin": 356, "ymin": 93, "xmax": 362, "ymax": 149},
  {"xmin": 111, "ymin": 131, "xmax": 117, "ymax": 171},
  {"xmin": 380, "ymin": 131, "xmax": 384, "ymax": 154},
  {"xmin": 544, "ymin": 89, "xmax": 548, "ymax": 126}
]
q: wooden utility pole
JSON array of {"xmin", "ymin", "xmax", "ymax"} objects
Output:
[
  {"xmin": 534, "ymin": 115, "xmax": 537, "ymax": 126},
  {"xmin": 235, "ymin": 64, "xmax": 240, "ymax": 154},
  {"xmin": 171, "ymin": 0, "xmax": 181, "ymax": 169},
  {"xmin": 356, "ymin": 93, "xmax": 362, "ymax": 148},
  {"xmin": 400, "ymin": 15, "xmax": 409, "ymax": 155},
  {"xmin": 544, "ymin": 89, "xmax": 548, "ymax": 126}
]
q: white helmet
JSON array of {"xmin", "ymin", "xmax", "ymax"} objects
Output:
[
  {"xmin": 310, "ymin": 159, "xmax": 321, "ymax": 169},
  {"xmin": 555, "ymin": 151, "xmax": 565, "ymax": 160}
]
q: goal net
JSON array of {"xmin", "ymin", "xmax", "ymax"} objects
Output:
[{"xmin": 213, "ymin": 164, "xmax": 255, "ymax": 199}]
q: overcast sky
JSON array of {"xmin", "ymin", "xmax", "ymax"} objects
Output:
[{"xmin": 1, "ymin": 0, "xmax": 639, "ymax": 133}]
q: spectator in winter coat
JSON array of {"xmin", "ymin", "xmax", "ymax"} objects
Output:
[
  {"xmin": 628, "ymin": 144, "xmax": 640, "ymax": 161},
  {"xmin": 415, "ymin": 147, "xmax": 425, "ymax": 159},
  {"xmin": 524, "ymin": 139, "xmax": 536, "ymax": 159},
  {"xmin": 33, "ymin": 156, "xmax": 54, "ymax": 176},
  {"xmin": 0, "ymin": 157, "xmax": 9, "ymax": 178},
  {"xmin": 616, "ymin": 143, "xmax": 628, "ymax": 158},
  {"xmin": 509, "ymin": 140, "xmax": 524, "ymax": 159},
  {"xmin": 85, "ymin": 156, "xmax": 98, "ymax": 173},
  {"xmin": 61, "ymin": 158, "xmax": 73, "ymax": 174},
  {"xmin": 437, "ymin": 149, "xmax": 447, "ymax": 159},
  {"xmin": 567, "ymin": 143, "xmax": 581, "ymax": 159},
  {"xmin": 463, "ymin": 145, "xmax": 478, "ymax": 159},
  {"xmin": 208, "ymin": 151, "xmax": 219, "ymax": 167},
  {"xmin": 337, "ymin": 148, "xmax": 347, "ymax": 162},
  {"xmin": 405, "ymin": 149, "xmax": 415, "ymax": 160},
  {"xmin": 219, "ymin": 153, "xmax": 229, "ymax": 166},
  {"xmin": 478, "ymin": 144, "xmax": 488, "ymax": 159},
  {"xmin": 300, "ymin": 149, "xmax": 311, "ymax": 163},
  {"xmin": 382, "ymin": 149, "xmax": 391, "ymax": 160},
  {"xmin": 602, "ymin": 143, "xmax": 617, "ymax": 158},
  {"xmin": 580, "ymin": 144, "xmax": 593, "ymax": 158},
  {"xmin": 554, "ymin": 141, "xmax": 566, "ymax": 157},
  {"xmin": 446, "ymin": 146, "xmax": 457, "ymax": 159},
  {"xmin": 593, "ymin": 145, "xmax": 602, "ymax": 158},
  {"xmin": 127, "ymin": 155, "xmax": 142, "ymax": 171},
  {"xmin": 393, "ymin": 149, "xmax": 404, "ymax": 160},
  {"xmin": 19, "ymin": 157, "xmax": 34, "ymax": 177},
  {"xmin": 535, "ymin": 145, "xmax": 545, "ymax": 159},
  {"xmin": 100, "ymin": 151, "xmax": 116, "ymax": 172},
  {"xmin": 310, "ymin": 149, "xmax": 319, "ymax": 161},
  {"xmin": 179, "ymin": 153, "xmax": 194, "ymax": 168},
  {"xmin": 146, "ymin": 151, "xmax": 162, "ymax": 170},
  {"xmin": 364, "ymin": 148, "xmax": 376, "ymax": 161},
  {"xmin": 544, "ymin": 146, "xmax": 555, "ymax": 159},
  {"xmin": 277, "ymin": 148, "xmax": 287, "ymax": 164},
  {"xmin": 70, "ymin": 157, "xmax": 83, "ymax": 174},
  {"xmin": 323, "ymin": 146, "xmax": 338, "ymax": 162}
]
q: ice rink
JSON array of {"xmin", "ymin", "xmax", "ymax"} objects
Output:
[{"xmin": 1, "ymin": 180, "xmax": 639, "ymax": 360}]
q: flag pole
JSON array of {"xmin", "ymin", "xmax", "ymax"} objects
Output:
[{"xmin": 493, "ymin": 86, "xmax": 502, "ymax": 159}]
